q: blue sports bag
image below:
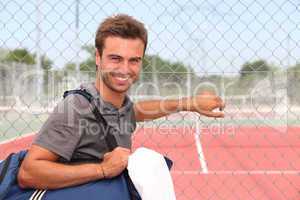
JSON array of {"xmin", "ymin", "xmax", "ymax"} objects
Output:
[
  {"xmin": 0, "ymin": 89, "xmax": 173, "ymax": 200},
  {"xmin": 0, "ymin": 151, "xmax": 172, "ymax": 200}
]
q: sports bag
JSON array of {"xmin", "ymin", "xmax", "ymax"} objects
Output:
[{"xmin": 0, "ymin": 89, "xmax": 173, "ymax": 200}]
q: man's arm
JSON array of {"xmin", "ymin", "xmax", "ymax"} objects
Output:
[
  {"xmin": 134, "ymin": 92, "xmax": 225, "ymax": 122},
  {"xmin": 18, "ymin": 145, "xmax": 130, "ymax": 189}
]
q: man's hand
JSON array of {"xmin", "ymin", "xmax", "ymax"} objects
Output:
[
  {"xmin": 183, "ymin": 91, "xmax": 225, "ymax": 118},
  {"xmin": 100, "ymin": 147, "xmax": 130, "ymax": 178}
]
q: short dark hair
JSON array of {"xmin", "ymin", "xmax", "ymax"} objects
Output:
[{"xmin": 95, "ymin": 14, "xmax": 148, "ymax": 56}]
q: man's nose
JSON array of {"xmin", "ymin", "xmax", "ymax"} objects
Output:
[{"xmin": 118, "ymin": 61, "xmax": 131, "ymax": 74}]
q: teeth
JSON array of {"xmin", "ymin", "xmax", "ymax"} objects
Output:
[{"xmin": 116, "ymin": 76, "xmax": 129, "ymax": 81}]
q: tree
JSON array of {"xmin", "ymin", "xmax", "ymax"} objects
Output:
[
  {"xmin": 1, "ymin": 49, "xmax": 32, "ymax": 105},
  {"xmin": 63, "ymin": 45, "xmax": 195, "ymax": 95},
  {"xmin": 0, "ymin": 48, "xmax": 9, "ymax": 61},
  {"xmin": 139, "ymin": 54, "xmax": 193, "ymax": 96},
  {"xmin": 40, "ymin": 54, "xmax": 54, "ymax": 94},
  {"xmin": 40, "ymin": 54, "xmax": 53, "ymax": 70},
  {"xmin": 238, "ymin": 59, "xmax": 275, "ymax": 93},
  {"xmin": 3, "ymin": 48, "xmax": 53, "ymax": 70},
  {"xmin": 142, "ymin": 54, "xmax": 189, "ymax": 80},
  {"xmin": 63, "ymin": 45, "xmax": 192, "ymax": 80},
  {"xmin": 3, "ymin": 48, "xmax": 36, "ymax": 65},
  {"xmin": 79, "ymin": 45, "xmax": 96, "ymax": 72},
  {"xmin": 287, "ymin": 63, "xmax": 300, "ymax": 104},
  {"xmin": 2, "ymin": 48, "xmax": 54, "ymax": 97},
  {"xmin": 64, "ymin": 62, "xmax": 76, "ymax": 71},
  {"xmin": 64, "ymin": 45, "xmax": 96, "ymax": 72},
  {"xmin": 239, "ymin": 59, "xmax": 272, "ymax": 78}
]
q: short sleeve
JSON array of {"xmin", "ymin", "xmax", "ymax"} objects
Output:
[{"xmin": 33, "ymin": 95, "xmax": 89, "ymax": 161}]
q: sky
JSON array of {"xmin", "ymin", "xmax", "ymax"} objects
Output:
[{"xmin": 0, "ymin": 0, "xmax": 299, "ymax": 73}]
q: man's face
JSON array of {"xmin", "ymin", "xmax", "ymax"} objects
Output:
[{"xmin": 96, "ymin": 36, "xmax": 144, "ymax": 93}]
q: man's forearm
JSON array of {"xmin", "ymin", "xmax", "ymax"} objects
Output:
[
  {"xmin": 134, "ymin": 92, "xmax": 225, "ymax": 121},
  {"xmin": 134, "ymin": 98, "xmax": 188, "ymax": 122},
  {"xmin": 18, "ymin": 160, "xmax": 104, "ymax": 189}
]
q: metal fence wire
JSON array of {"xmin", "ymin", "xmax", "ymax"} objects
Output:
[{"xmin": 0, "ymin": 0, "xmax": 300, "ymax": 199}]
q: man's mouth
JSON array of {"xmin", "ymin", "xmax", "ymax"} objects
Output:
[
  {"xmin": 111, "ymin": 72, "xmax": 131, "ymax": 84},
  {"xmin": 115, "ymin": 76, "xmax": 129, "ymax": 81}
]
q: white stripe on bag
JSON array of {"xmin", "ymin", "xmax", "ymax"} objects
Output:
[
  {"xmin": 29, "ymin": 190, "xmax": 46, "ymax": 200},
  {"xmin": 29, "ymin": 190, "xmax": 41, "ymax": 200},
  {"xmin": 37, "ymin": 190, "xmax": 47, "ymax": 200}
]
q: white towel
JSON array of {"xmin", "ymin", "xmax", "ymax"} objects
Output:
[{"xmin": 127, "ymin": 147, "xmax": 176, "ymax": 200}]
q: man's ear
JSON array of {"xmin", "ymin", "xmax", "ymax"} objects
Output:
[{"xmin": 95, "ymin": 49, "xmax": 101, "ymax": 70}]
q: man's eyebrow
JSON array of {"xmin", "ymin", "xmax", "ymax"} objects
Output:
[
  {"xmin": 130, "ymin": 57, "xmax": 142, "ymax": 60},
  {"xmin": 107, "ymin": 54, "xmax": 122, "ymax": 58}
]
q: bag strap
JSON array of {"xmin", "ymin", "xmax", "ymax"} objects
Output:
[
  {"xmin": 63, "ymin": 89, "xmax": 117, "ymax": 151},
  {"xmin": 64, "ymin": 89, "xmax": 139, "ymax": 200},
  {"xmin": 0, "ymin": 153, "xmax": 13, "ymax": 183}
]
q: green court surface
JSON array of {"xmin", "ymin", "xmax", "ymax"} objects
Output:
[{"xmin": 1, "ymin": 111, "xmax": 298, "ymax": 143}]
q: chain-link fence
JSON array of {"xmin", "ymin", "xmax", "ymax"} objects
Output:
[{"xmin": 1, "ymin": 0, "xmax": 300, "ymax": 199}]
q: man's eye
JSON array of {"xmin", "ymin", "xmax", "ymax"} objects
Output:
[
  {"xmin": 111, "ymin": 57, "xmax": 121, "ymax": 62},
  {"xmin": 130, "ymin": 59, "xmax": 139, "ymax": 64}
]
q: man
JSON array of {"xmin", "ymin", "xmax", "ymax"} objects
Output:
[{"xmin": 18, "ymin": 14, "xmax": 225, "ymax": 189}]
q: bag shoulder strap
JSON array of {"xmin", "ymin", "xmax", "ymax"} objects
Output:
[
  {"xmin": 0, "ymin": 150, "xmax": 27, "ymax": 185},
  {"xmin": 63, "ymin": 89, "xmax": 117, "ymax": 151},
  {"xmin": 64, "ymin": 89, "xmax": 140, "ymax": 200},
  {"xmin": 0, "ymin": 153, "xmax": 13, "ymax": 183}
]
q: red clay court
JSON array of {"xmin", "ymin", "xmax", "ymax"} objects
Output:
[{"xmin": 1, "ymin": 124, "xmax": 299, "ymax": 200}]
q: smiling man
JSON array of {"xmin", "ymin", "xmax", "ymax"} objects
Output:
[{"xmin": 17, "ymin": 14, "xmax": 225, "ymax": 190}]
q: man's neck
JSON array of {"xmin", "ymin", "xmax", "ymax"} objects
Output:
[{"xmin": 95, "ymin": 78, "xmax": 126, "ymax": 109}]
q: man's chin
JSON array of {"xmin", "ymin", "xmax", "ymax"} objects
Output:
[
  {"xmin": 109, "ymin": 85, "xmax": 131, "ymax": 93},
  {"xmin": 110, "ymin": 80, "xmax": 135, "ymax": 93}
]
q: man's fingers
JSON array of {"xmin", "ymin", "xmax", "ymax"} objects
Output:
[
  {"xmin": 208, "ymin": 111, "xmax": 224, "ymax": 118},
  {"xmin": 103, "ymin": 152, "xmax": 111, "ymax": 160},
  {"xmin": 115, "ymin": 147, "xmax": 131, "ymax": 154},
  {"xmin": 200, "ymin": 110, "xmax": 225, "ymax": 118},
  {"xmin": 219, "ymin": 100, "xmax": 226, "ymax": 111},
  {"xmin": 215, "ymin": 97, "xmax": 225, "ymax": 111}
]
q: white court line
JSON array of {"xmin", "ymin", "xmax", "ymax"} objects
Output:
[
  {"xmin": 171, "ymin": 170, "xmax": 300, "ymax": 175},
  {"xmin": 194, "ymin": 120, "xmax": 208, "ymax": 173},
  {"xmin": 0, "ymin": 132, "xmax": 36, "ymax": 145}
]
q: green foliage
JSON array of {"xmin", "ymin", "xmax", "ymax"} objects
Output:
[
  {"xmin": 0, "ymin": 48, "xmax": 9, "ymax": 61},
  {"xmin": 81, "ymin": 45, "xmax": 95, "ymax": 56},
  {"xmin": 2, "ymin": 48, "xmax": 53, "ymax": 71},
  {"xmin": 287, "ymin": 63, "xmax": 300, "ymax": 104},
  {"xmin": 142, "ymin": 54, "xmax": 190, "ymax": 85},
  {"xmin": 63, "ymin": 45, "xmax": 96, "ymax": 72},
  {"xmin": 142, "ymin": 55, "xmax": 188, "ymax": 73},
  {"xmin": 63, "ymin": 46, "xmax": 191, "ymax": 76},
  {"xmin": 64, "ymin": 62, "xmax": 76, "ymax": 71},
  {"xmin": 239, "ymin": 59, "xmax": 272, "ymax": 77},
  {"xmin": 2, "ymin": 48, "xmax": 54, "ymax": 97},
  {"xmin": 237, "ymin": 59, "xmax": 275, "ymax": 93},
  {"xmin": 80, "ymin": 45, "xmax": 96, "ymax": 71},
  {"xmin": 287, "ymin": 63, "xmax": 300, "ymax": 73},
  {"xmin": 40, "ymin": 55, "xmax": 53, "ymax": 70},
  {"xmin": 80, "ymin": 58, "xmax": 96, "ymax": 72},
  {"xmin": 4, "ymin": 48, "xmax": 35, "ymax": 65}
]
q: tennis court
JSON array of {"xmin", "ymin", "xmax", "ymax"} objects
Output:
[
  {"xmin": 1, "ymin": 111, "xmax": 299, "ymax": 200},
  {"xmin": 1, "ymin": 0, "xmax": 300, "ymax": 199}
]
